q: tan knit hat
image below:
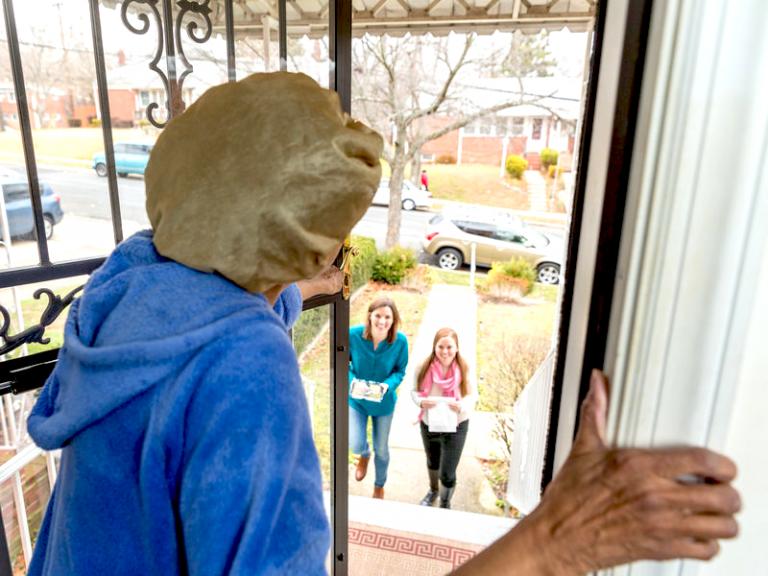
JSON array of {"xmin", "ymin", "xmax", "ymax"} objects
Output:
[{"xmin": 145, "ymin": 72, "xmax": 383, "ymax": 293}]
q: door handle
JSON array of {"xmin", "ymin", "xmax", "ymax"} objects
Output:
[{"xmin": 341, "ymin": 242, "xmax": 360, "ymax": 300}]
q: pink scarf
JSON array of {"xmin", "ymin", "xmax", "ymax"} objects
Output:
[{"xmin": 416, "ymin": 358, "xmax": 461, "ymax": 423}]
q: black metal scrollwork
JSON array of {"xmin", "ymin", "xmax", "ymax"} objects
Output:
[
  {"xmin": 176, "ymin": 0, "xmax": 213, "ymax": 87},
  {"xmin": 122, "ymin": 0, "xmax": 169, "ymax": 128},
  {"xmin": 0, "ymin": 285, "xmax": 84, "ymax": 357},
  {"xmin": 121, "ymin": 0, "xmax": 213, "ymax": 129}
]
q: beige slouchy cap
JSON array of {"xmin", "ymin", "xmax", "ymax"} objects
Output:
[{"xmin": 145, "ymin": 72, "xmax": 383, "ymax": 293}]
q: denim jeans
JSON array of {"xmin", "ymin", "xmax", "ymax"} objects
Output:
[{"xmin": 349, "ymin": 407, "xmax": 395, "ymax": 488}]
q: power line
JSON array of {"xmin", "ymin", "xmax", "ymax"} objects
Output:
[{"xmin": 0, "ymin": 37, "xmax": 142, "ymax": 58}]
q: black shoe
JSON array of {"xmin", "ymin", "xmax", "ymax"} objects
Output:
[
  {"xmin": 420, "ymin": 489, "xmax": 439, "ymax": 506},
  {"xmin": 421, "ymin": 468, "xmax": 439, "ymax": 506},
  {"xmin": 439, "ymin": 485, "xmax": 455, "ymax": 509}
]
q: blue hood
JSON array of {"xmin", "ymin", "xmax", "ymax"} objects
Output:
[
  {"xmin": 25, "ymin": 231, "xmax": 328, "ymax": 576},
  {"xmin": 28, "ymin": 230, "xmax": 298, "ymax": 450}
]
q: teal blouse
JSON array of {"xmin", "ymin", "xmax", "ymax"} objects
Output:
[{"xmin": 348, "ymin": 324, "xmax": 409, "ymax": 417}]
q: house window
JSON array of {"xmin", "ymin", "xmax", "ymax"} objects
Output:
[
  {"xmin": 510, "ymin": 117, "xmax": 524, "ymax": 136},
  {"xmin": 421, "ymin": 153, "xmax": 435, "ymax": 163},
  {"xmin": 465, "ymin": 118, "xmax": 496, "ymax": 136},
  {"xmin": 11, "ymin": 113, "xmax": 17, "ymax": 120},
  {"xmin": 140, "ymin": 91, "xmax": 150, "ymax": 106},
  {"xmin": 532, "ymin": 118, "xmax": 543, "ymax": 140},
  {"xmin": 8, "ymin": 92, "xmax": 15, "ymax": 103}
]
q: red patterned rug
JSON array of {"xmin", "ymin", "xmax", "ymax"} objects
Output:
[{"xmin": 347, "ymin": 522, "xmax": 485, "ymax": 575}]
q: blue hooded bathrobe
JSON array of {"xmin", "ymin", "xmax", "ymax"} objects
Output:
[{"xmin": 26, "ymin": 230, "xmax": 330, "ymax": 575}]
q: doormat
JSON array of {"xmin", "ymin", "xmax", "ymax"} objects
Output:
[{"xmin": 346, "ymin": 521, "xmax": 485, "ymax": 575}]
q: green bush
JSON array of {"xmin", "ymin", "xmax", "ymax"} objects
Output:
[
  {"xmin": 540, "ymin": 148, "xmax": 559, "ymax": 170},
  {"xmin": 67, "ymin": 118, "xmax": 82, "ymax": 128},
  {"xmin": 486, "ymin": 257, "xmax": 537, "ymax": 299},
  {"xmin": 435, "ymin": 154, "xmax": 456, "ymax": 164},
  {"xmin": 371, "ymin": 245, "xmax": 416, "ymax": 285},
  {"xmin": 505, "ymin": 155, "xmax": 528, "ymax": 179},
  {"xmin": 547, "ymin": 164, "xmax": 564, "ymax": 179},
  {"xmin": 292, "ymin": 307, "xmax": 326, "ymax": 357},
  {"xmin": 349, "ymin": 235, "xmax": 377, "ymax": 293}
]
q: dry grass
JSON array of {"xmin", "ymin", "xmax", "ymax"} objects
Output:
[
  {"xmin": 420, "ymin": 164, "xmax": 529, "ymax": 210},
  {"xmin": 474, "ymin": 289, "xmax": 558, "ymax": 412},
  {"xmin": 380, "ymin": 162, "xmax": 530, "ymax": 210},
  {"xmin": 0, "ymin": 128, "xmax": 151, "ymax": 162}
]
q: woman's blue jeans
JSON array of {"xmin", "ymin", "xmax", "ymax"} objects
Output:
[{"xmin": 349, "ymin": 407, "xmax": 395, "ymax": 488}]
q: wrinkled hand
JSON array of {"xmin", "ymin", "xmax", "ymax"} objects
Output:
[
  {"xmin": 421, "ymin": 399, "xmax": 437, "ymax": 410},
  {"xmin": 448, "ymin": 400, "xmax": 462, "ymax": 413},
  {"xmin": 295, "ymin": 264, "xmax": 344, "ymax": 300},
  {"xmin": 522, "ymin": 370, "xmax": 740, "ymax": 574}
]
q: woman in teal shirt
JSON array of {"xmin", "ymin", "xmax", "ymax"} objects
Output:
[{"xmin": 349, "ymin": 296, "xmax": 409, "ymax": 499}]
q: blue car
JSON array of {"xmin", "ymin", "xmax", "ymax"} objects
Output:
[
  {"xmin": 93, "ymin": 142, "xmax": 153, "ymax": 177},
  {"xmin": 0, "ymin": 180, "xmax": 64, "ymax": 240}
]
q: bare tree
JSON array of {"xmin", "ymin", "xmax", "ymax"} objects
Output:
[
  {"xmin": 15, "ymin": 18, "xmax": 96, "ymax": 129},
  {"xmin": 352, "ymin": 32, "xmax": 557, "ymax": 249}
]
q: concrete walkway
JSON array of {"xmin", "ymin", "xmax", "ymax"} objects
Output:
[
  {"xmin": 349, "ymin": 284, "xmax": 504, "ymax": 516},
  {"xmin": 525, "ymin": 169, "xmax": 549, "ymax": 212}
]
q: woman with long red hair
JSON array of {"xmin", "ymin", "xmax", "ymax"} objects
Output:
[{"xmin": 411, "ymin": 327, "xmax": 478, "ymax": 509}]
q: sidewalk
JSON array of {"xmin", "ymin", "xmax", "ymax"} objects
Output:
[
  {"xmin": 524, "ymin": 169, "xmax": 549, "ymax": 212},
  {"xmin": 348, "ymin": 284, "xmax": 504, "ymax": 516}
]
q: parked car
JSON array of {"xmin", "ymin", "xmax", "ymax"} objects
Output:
[
  {"xmin": 0, "ymin": 167, "xmax": 23, "ymax": 180},
  {"xmin": 0, "ymin": 180, "xmax": 64, "ymax": 240},
  {"xmin": 93, "ymin": 142, "xmax": 153, "ymax": 177},
  {"xmin": 372, "ymin": 178, "xmax": 433, "ymax": 211},
  {"xmin": 421, "ymin": 207, "xmax": 562, "ymax": 284}
]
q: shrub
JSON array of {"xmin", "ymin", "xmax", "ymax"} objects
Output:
[
  {"xmin": 371, "ymin": 245, "xmax": 416, "ymax": 285},
  {"xmin": 481, "ymin": 333, "xmax": 551, "ymax": 465},
  {"xmin": 435, "ymin": 154, "xmax": 456, "ymax": 164},
  {"xmin": 349, "ymin": 235, "xmax": 377, "ymax": 293},
  {"xmin": 400, "ymin": 264, "xmax": 437, "ymax": 293},
  {"xmin": 486, "ymin": 257, "xmax": 537, "ymax": 300},
  {"xmin": 547, "ymin": 164, "xmax": 564, "ymax": 179},
  {"xmin": 292, "ymin": 307, "xmax": 326, "ymax": 357},
  {"xmin": 505, "ymin": 155, "xmax": 528, "ymax": 179},
  {"xmin": 540, "ymin": 148, "xmax": 558, "ymax": 170},
  {"xmin": 67, "ymin": 118, "xmax": 82, "ymax": 128},
  {"xmin": 89, "ymin": 118, "xmax": 102, "ymax": 127}
]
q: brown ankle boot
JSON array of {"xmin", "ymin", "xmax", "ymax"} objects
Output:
[
  {"xmin": 373, "ymin": 486, "xmax": 385, "ymax": 499},
  {"xmin": 355, "ymin": 455, "xmax": 370, "ymax": 482}
]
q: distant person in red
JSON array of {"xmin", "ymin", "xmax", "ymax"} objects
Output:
[{"xmin": 421, "ymin": 169, "xmax": 429, "ymax": 191}]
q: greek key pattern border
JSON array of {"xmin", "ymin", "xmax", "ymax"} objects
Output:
[{"xmin": 348, "ymin": 526, "xmax": 479, "ymax": 569}]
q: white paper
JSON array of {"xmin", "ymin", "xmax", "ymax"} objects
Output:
[{"xmin": 427, "ymin": 396, "xmax": 458, "ymax": 433}]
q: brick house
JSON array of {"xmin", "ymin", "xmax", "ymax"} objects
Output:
[
  {"xmin": 97, "ymin": 60, "xmax": 226, "ymax": 127},
  {"xmin": 0, "ymin": 83, "xmax": 95, "ymax": 130},
  {"xmin": 421, "ymin": 77, "xmax": 581, "ymax": 169}
]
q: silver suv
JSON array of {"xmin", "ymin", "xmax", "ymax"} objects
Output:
[{"xmin": 421, "ymin": 208, "xmax": 562, "ymax": 284}]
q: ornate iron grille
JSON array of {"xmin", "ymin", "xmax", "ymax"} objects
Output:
[{"xmin": 0, "ymin": 1, "xmax": 352, "ymax": 574}]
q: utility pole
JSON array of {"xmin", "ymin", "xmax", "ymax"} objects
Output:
[{"xmin": 54, "ymin": 2, "xmax": 75, "ymax": 125}]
